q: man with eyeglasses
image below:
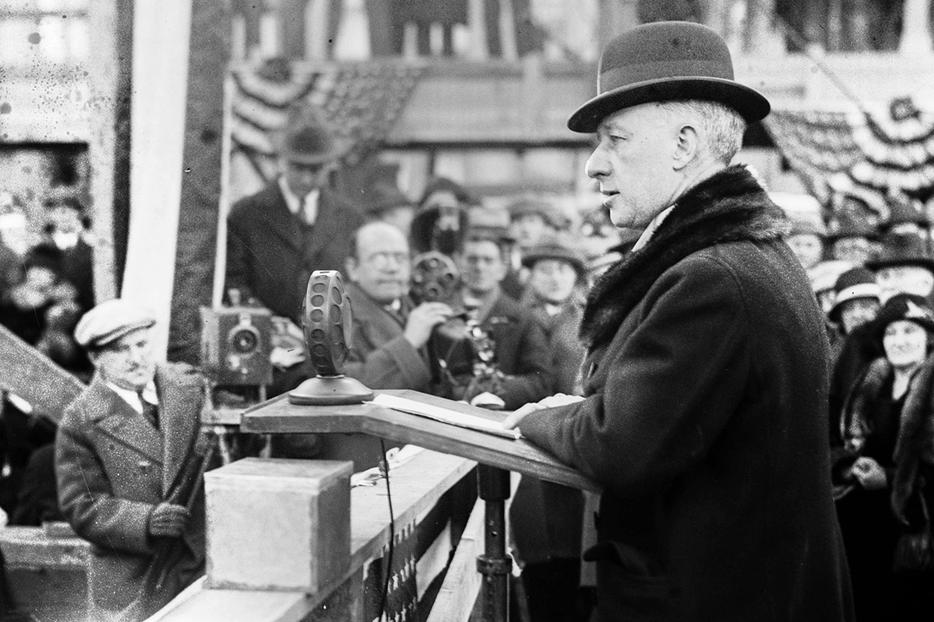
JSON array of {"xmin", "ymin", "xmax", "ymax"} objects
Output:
[
  {"xmin": 225, "ymin": 109, "xmax": 364, "ymax": 324},
  {"xmin": 275, "ymin": 221, "xmax": 451, "ymax": 471}
]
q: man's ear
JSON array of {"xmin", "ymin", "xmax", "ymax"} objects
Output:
[{"xmin": 673, "ymin": 123, "xmax": 699, "ymax": 170}]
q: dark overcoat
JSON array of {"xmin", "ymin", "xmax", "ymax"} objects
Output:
[
  {"xmin": 476, "ymin": 293, "xmax": 554, "ymax": 409},
  {"xmin": 225, "ymin": 181, "xmax": 364, "ymax": 322},
  {"xmin": 520, "ymin": 166, "xmax": 854, "ymax": 622},
  {"xmin": 343, "ymin": 282, "xmax": 432, "ymax": 391},
  {"xmin": 55, "ymin": 364, "xmax": 207, "ymax": 621}
]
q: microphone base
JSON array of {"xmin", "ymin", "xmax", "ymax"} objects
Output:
[{"xmin": 288, "ymin": 375, "xmax": 374, "ymax": 405}]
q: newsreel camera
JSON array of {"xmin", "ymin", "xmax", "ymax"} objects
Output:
[{"xmin": 410, "ymin": 252, "xmax": 504, "ymax": 406}]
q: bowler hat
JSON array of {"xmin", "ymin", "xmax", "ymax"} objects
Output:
[
  {"xmin": 828, "ymin": 267, "xmax": 880, "ymax": 323},
  {"xmin": 277, "ymin": 117, "xmax": 343, "ymax": 165},
  {"xmin": 865, "ymin": 233, "xmax": 934, "ymax": 273},
  {"xmin": 522, "ymin": 235, "xmax": 586, "ymax": 277},
  {"xmin": 568, "ymin": 21, "xmax": 770, "ymax": 133},
  {"xmin": 74, "ymin": 298, "xmax": 156, "ymax": 349}
]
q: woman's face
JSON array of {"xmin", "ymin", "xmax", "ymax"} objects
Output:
[{"xmin": 883, "ymin": 319, "xmax": 929, "ymax": 370}]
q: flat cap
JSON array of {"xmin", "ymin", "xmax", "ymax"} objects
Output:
[{"xmin": 74, "ymin": 298, "xmax": 156, "ymax": 348}]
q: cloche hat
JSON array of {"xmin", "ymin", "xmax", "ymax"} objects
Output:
[
  {"xmin": 828, "ymin": 267, "xmax": 881, "ymax": 323},
  {"xmin": 567, "ymin": 21, "xmax": 770, "ymax": 133}
]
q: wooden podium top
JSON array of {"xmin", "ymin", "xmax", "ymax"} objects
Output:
[{"xmin": 241, "ymin": 389, "xmax": 600, "ymax": 492}]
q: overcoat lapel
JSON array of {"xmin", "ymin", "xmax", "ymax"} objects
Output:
[
  {"xmin": 89, "ymin": 376, "xmax": 163, "ymax": 465},
  {"xmin": 157, "ymin": 366, "xmax": 201, "ymax": 497}
]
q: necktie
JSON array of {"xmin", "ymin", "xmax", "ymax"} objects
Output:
[{"xmin": 139, "ymin": 394, "xmax": 159, "ymax": 431}]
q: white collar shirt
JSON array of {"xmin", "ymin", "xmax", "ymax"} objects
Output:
[
  {"xmin": 106, "ymin": 380, "xmax": 159, "ymax": 415},
  {"xmin": 630, "ymin": 205, "xmax": 675, "ymax": 253},
  {"xmin": 278, "ymin": 177, "xmax": 319, "ymax": 226}
]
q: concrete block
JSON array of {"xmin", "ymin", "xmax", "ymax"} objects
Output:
[{"xmin": 204, "ymin": 457, "xmax": 353, "ymax": 592}]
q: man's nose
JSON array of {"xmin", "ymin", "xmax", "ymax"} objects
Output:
[{"xmin": 585, "ymin": 144, "xmax": 610, "ymax": 180}]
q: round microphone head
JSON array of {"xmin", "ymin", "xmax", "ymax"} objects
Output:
[{"xmin": 301, "ymin": 270, "xmax": 353, "ymax": 376}]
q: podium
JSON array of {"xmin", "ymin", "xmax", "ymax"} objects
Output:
[{"xmin": 242, "ymin": 389, "xmax": 599, "ymax": 622}]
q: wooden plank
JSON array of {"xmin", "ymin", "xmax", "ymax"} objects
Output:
[
  {"xmin": 0, "ymin": 526, "xmax": 90, "ymax": 568},
  {"xmin": 0, "ymin": 323, "xmax": 85, "ymax": 423},
  {"xmin": 242, "ymin": 390, "xmax": 601, "ymax": 492},
  {"xmin": 426, "ymin": 498, "xmax": 484, "ymax": 622}
]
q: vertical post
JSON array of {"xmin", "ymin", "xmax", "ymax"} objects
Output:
[
  {"xmin": 168, "ymin": 0, "xmax": 233, "ymax": 363},
  {"xmin": 900, "ymin": 0, "xmax": 933, "ymax": 56},
  {"xmin": 86, "ymin": 0, "xmax": 132, "ymax": 300},
  {"xmin": 476, "ymin": 465, "xmax": 511, "ymax": 622}
]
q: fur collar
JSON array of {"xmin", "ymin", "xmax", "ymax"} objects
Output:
[
  {"xmin": 843, "ymin": 355, "xmax": 934, "ymax": 521},
  {"xmin": 580, "ymin": 165, "xmax": 788, "ymax": 348}
]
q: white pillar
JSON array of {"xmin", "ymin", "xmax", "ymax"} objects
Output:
[
  {"xmin": 122, "ymin": 1, "xmax": 192, "ymax": 359},
  {"xmin": 900, "ymin": 0, "xmax": 933, "ymax": 56}
]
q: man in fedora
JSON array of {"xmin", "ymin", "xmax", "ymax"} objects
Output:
[
  {"xmin": 55, "ymin": 299, "xmax": 210, "ymax": 621},
  {"xmin": 505, "ymin": 21, "xmax": 853, "ymax": 621},
  {"xmin": 225, "ymin": 108, "xmax": 364, "ymax": 323}
]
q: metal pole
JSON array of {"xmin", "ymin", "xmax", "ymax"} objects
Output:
[{"xmin": 476, "ymin": 464, "xmax": 512, "ymax": 622}]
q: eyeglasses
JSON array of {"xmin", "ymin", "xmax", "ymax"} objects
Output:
[{"xmin": 364, "ymin": 251, "xmax": 410, "ymax": 268}]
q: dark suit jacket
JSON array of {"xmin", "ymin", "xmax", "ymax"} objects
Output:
[
  {"xmin": 55, "ymin": 364, "xmax": 207, "ymax": 621},
  {"xmin": 225, "ymin": 181, "xmax": 364, "ymax": 322}
]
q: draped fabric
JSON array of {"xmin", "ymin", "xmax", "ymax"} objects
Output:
[
  {"xmin": 229, "ymin": 59, "xmax": 426, "ymax": 182},
  {"xmin": 764, "ymin": 97, "xmax": 934, "ymax": 220}
]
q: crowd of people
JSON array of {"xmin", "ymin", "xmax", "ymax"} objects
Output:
[
  {"xmin": 0, "ymin": 189, "xmax": 95, "ymax": 527},
  {"xmin": 4, "ymin": 19, "xmax": 934, "ymax": 622},
  {"xmin": 783, "ymin": 192, "xmax": 934, "ymax": 621}
]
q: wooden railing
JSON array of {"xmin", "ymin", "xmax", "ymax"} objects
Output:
[{"xmin": 151, "ymin": 449, "xmax": 479, "ymax": 622}]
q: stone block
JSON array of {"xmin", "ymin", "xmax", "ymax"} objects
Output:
[{"xmin": 204, "ymin": 457, "xmax": 353, "ymax": 592}]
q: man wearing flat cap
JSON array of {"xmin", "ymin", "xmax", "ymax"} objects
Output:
[
  {"xmin": 225, "ymin": 108, "xmax": 364, "ymax": 323},
  {"xmin": 55, "ymin": 299, "xmax": 209, "ymax": 621},
  {"xmin": 505, "ymin": 21, "xmax": 853, "ymax": 621}
]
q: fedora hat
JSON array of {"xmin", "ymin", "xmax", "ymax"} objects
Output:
[
  {"xmin": 568, "ymin": 21, "xmax": 770, "ymax": 133},
  {"xmin": 866, "ymin": 233, "xmax": 934, "ymax": 273},
  {"xmin": 522, "ymin": 234, "xmax": 587, "ymax": 277},
  {"xmin": 277, "ymin": 117, "xmax": 344, "ymax": 166}
]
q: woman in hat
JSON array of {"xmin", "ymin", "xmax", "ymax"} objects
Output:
[{"xmin": 834, "ymin": 293, "xmax": 934, "ymax": 621}]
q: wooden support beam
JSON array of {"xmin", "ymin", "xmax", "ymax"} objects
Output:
[
  {"xmin": 425, "ymin": 497, "xmax": 485, "ymax": 622},
  {"xmin": 0, "ymin": 323, "xmax": 84, "ymax": 423},
  {"xmin": 168, "ymin": 0, "xmax": 232, "ymax": 364}
]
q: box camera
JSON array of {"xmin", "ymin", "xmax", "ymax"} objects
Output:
[{"xmin": 200, "ymin": 305, "xmax": 274, "ymax": 386}]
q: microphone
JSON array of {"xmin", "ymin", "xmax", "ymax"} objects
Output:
[{"xmin": 288, "ymin": 270, "xmax": 374, "ymax": 405}]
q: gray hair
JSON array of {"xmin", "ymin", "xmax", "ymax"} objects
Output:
[{"xmin": 656, "ymin": 100, "xmax": 747, "ymax": 163}]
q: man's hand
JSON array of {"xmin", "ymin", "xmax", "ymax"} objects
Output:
[
  {"xmin": 148, "ymin": 502, "xmax": 190, "ymax": 538},
  {"xmin": 270, "ymin": 346, "xmax": 305, "ymax": 369},
  {"xmin": 503, "ymin": 393, "xmax": 585, "ymax": 430},
  {"xmin": 403, "ymin": 302, "xmax": 453, "ymax": 348},
  {"xmin": 850, "ymin": 457, "xmax": 887, "ymax": 491}
]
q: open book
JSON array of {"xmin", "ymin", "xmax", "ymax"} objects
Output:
[{"xmin": 371, "ymin": 393, "xmax": 521, "ymax": 440}]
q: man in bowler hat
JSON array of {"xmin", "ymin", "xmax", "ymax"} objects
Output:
[
  {"xmin": 225, "ymin": 108, "xmax": 364, "ymax": 323},
  {"xmin": 505, "ymin": 21, "xmax": 853, "ymax": 621},
  {"xmin": 55, "ymin": 300, "xmax": 209, "ymax": 621}
]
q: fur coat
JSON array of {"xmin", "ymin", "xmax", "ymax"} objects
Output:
[
  {"xmin": 841, "ymin": 354, "xmax": 934, "ymax": 524},
  {"xmin": 520, "ymin": 165, "xmax": 853, "ymax": 622}
]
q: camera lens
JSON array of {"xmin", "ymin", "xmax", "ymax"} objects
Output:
[{"xmin": 230, "ymin": 328, "xmax": 258, "ymax": 353}]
